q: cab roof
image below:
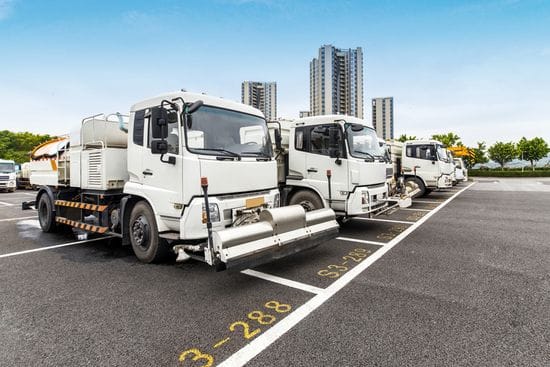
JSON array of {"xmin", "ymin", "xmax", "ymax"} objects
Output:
[
  {"xmin": 404, "ymin": 139, "xmax": 444, "ymax": 146},
  {"xmin": 294, "ymin": 114, "xmax": 373, "ymax": 128},
  {"xmin": 130, "ymin": 91, "xmax": 264, "ymax": 118}
]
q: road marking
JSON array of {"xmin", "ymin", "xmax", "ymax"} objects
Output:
[
  {"xmin": 0, "ymin": 216, "xmax": 38, "ymax": 222},
  {"xmin": 411, "ymin": 200, "xmax": 441, "ymax": 204},
  {"xmin": 218, "ymin": 181, "xmax": 476, "ymax": 367},
  {"xmin": 0, "ymin": 201, "xmax": 15, "ymax": 206},
  {"xmin": 213, "ymin": 338, "xmax": 231, "ymax": 349},
  {"xmin": 399, "ymin": 208, "xmax": 431, "ymax": 212},
  {"xmin": 336, "ymin": 236, "xmax": 386, "ymax": 246},
  {"xmin": 355, "ymin": 217, "xmax": 414, "ymax": 225},
  {"xmin": 0, "ymin": 236, "xmax": 114, "ymax": 259},
  {"xmin": 241, "ymin": 269, "xmax": 323, "ymax": 295}
]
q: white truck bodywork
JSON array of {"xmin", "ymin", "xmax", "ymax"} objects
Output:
[
  {"xmin": 0, "ymin": 159, "xmax": 17, "ymax": 192},
  {"xmin": 272, "ymin": 115, "xmax": 388, "ymax": 218}
]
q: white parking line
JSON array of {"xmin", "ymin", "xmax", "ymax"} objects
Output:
[
  {"xmin": 399, "ymin": 208, "xmax": 431, "ymax": 212},
  {"xmin": 336, "ymin": 236, "xmax": 386, "ymax": 246},
  {"xmin": 0, "ymin": 201, "xmax": 15, "ymax": 207},
  {"xmin": 218, "ymin": 181, "xmax": 475, "ymax": 367},
  {"xmin": 411, "ymin": 200, "xmax": 441, "ymax": 204},
  {"xmin": 0, "ymin": 216, "xmax": 38, "ymax": 222},
  {"xmin": 241, "ymin": 269, "xmax": 323, "ymax": 294},
  {"xmin": 355, "ymin": 217, "xmax": 414, "ymax": 225},
  {"xmin": 0, "ymin": 236, "xmax": 114, "ymax": 259}
]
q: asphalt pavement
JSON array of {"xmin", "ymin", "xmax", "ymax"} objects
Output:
[{"xmin": 1, "ymin": 180, "xmax": 548, "ymax": 366}]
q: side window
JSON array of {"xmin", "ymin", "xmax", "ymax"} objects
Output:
[
  {"xmin": 133, "ymin": 110, "xmax": 145, "ymax": 146},
  {"xmin": 309, "ymin": 125, "xmax": 331, "ymax": 155},
  {"xmin": 295, "ymin": 128, "xmax": 305, "ymax": 151},
  {"xmin": 407, "ymin": 145, "xmax": 434, "ymax": 160}
]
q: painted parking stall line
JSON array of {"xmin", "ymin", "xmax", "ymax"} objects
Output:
[
  {"xmin": 218, "ymin": 182, "xmax": 475, "ymax": 367},
  {"xmin": 0, "ymin": 216, "xmax": 38, "ymax": 222},
  {"xmin": 0, "ymin": 236, "xmax": 115, "ymax": 259},
  {"xmin": 398, "ymin": 208, "xmax": 431, "ymax": 212},
  {"xmin": 241, "ymin": 269, "xmax": 324, "ymax": 295},
  {"xmin": 355, "ymin": 217, "xmax": 415, "ymax": 225},
  {"xmin": 336, "ymin": 236, "xmax": 386, "ymax": 246}
]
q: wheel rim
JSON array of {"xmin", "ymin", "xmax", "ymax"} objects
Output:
[
  {"xmin": 299, "ymin": 200, "xmax": 316, "ymax": 212},
  {"xmin": 131, "ymin": 215, "xmax": 150, "ymax": 249}
]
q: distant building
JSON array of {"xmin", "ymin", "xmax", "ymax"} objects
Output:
[
  {"xmin": 241, "ymin": 81, "xmax": 277, "ymax": 120},
  {"xmin": 372, "ymin": 97, "xmax": 394, "ymax": 140},
  {"xmin": 299, "ymin": 111, "xmax": 312, "ymax": 118},
  {"xmin": 309, "ymin": 45, "xmax": 363, "ymax": 118}
]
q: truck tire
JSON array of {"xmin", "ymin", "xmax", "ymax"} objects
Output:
[
  {"xmin": 129, "ymin": 201, "xmax": 171, "ymax": 263},
  {"xmin": 37, "ymin": 193, "xmax": 57, "ymax": 233},
  {"xmin": 405, "ymin": 177, "xmax": 425, "ymax": 198},
  {"xmin": 289, "ymin": 190, "xmax": 324, "ymax": 211}
]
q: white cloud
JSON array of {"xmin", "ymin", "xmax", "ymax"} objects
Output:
[{"xmin": 0, "ymin": 0, "xmax": 15, "ymax": 20}]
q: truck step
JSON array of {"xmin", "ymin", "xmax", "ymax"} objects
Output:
[
  {"xmin": 55, "ymin": 216, "xmax": 109, "ymax": 234},
  {"xmin": 55, "ymin": 200, "xmax": 107, "ymax": 212}
]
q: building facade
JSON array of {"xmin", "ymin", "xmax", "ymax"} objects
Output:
[
  {"xmin": 372, "ymin": 97, "xmax": 394, "ymax": 140},
  {"xmin": 241, "ymin": 81, "xmax": 277, "ymax": 120},
  {"xmin": 309, "ymin": 45, "xmax": 363, "ymax": 118}
]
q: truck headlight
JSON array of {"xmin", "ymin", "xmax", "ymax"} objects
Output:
[
  {"xmin": 202, "ymin": 203, "xmax": 220, "ymax": 223},
  {"xmin": 361, "ymin": 192, "xmax": 369, "ymax": 205},
  {"xmin": 273, "ymin": 193, "xmax": 280, "ymax": 208}
]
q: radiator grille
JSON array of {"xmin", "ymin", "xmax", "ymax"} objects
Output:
[
  {"xmin": 88, "ymin": 151, "xmax": 103, "ymax": 188},
  {"xmin": 0, "ymin": 175, "xmax": 8, "ymax": 180}
]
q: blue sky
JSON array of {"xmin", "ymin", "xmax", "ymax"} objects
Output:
[{"xmin": 0, "ymin": 0, "xmax": 549, "ymax": 146}]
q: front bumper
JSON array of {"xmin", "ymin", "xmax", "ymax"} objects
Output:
[
  {"xmin": 347, "ymin": 184, "xmax": 389, "ymax": 216},
  {"xmin": 437, "ymin": 174, "xmax": 453, "ymax": 189},
  {"xmin": 0, "ymin": 180, "xmax": 16, "ymax": 189}
]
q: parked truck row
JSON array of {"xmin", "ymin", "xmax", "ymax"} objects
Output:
[{"xmin": 21, "ymin": 91, "xmax": 467, "ymax": 270}]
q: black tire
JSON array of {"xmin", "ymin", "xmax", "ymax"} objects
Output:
[
  {"xmin": 405, "ymin": 177, "xmax": 425, "ymax": 198},
  {"xmin": 129, "ymin": 201, "xmax": 171, "ymax": 263},
  {"xmin": 289, "ymin": 190, "xmax": 324, "ymax": 211},
  {"xmin": 424, "ymin": 188, "xmax": 433, "ymax": 195},
  {"xmin": 37, "ymin": 193, "xmax": 57, "ymax": 233}
]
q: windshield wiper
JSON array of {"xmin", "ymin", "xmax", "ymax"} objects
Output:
[
  {"xmin": 241, "ymin": 151, "xmax": 271, "ymax": 158},
  {"xmin": 354, "ymin": 150, "xmax": 376, "ymax": 162},
  {"xmin": 194, "ymin": 148, "xmax": 241, "ymax": 159}
]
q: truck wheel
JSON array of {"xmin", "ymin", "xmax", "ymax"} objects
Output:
[
  {"xmin": 405, "ymin": 177, "xmax": 425, "ymax": 198},
  {"xmin": 289, "ymin": 190, "xmax": 324, "ymax": 211},
  {"xmin": 37, "ymin": 193, "xmax": 57, "ymax": 233},
  {"xmin": 129, "ymin": 201, "xmax": 170, "ymax": 263}
]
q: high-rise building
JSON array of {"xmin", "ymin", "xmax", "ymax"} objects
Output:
[
  {"xmin": 241, "ymin": 81, "xmax": 277, "ymax": 120},
  {"xmin": 309, "ymin": 45, "xmax": 363, "ymax": 118},
  {"xmin": 299, "ymin": 111, "xmax": 312, "ymax": 118},
  {"xmin": 372, "ymin": 97, "xmax": 394, "ymax": 140}
]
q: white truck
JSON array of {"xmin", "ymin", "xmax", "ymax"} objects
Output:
[
  {"xmin": 453, "ymin": 157, "xmax": 467, "ymax": 181},
  {"xmin": 388, "ymin": 140, "xmax": 453, "ymax": 197},
  {"xmin": 25, "ymin": 91, "xmax": 338, "ymax": 270},
  {"xmin": 269, "ymin": 115, "xmax": 388, "ymax": 220},
  {"xmin": 0, "ymin": 159, "xmax": 17, "ymax": 192}
]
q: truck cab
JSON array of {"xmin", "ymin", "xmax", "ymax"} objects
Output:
[
  {"xmin": 0, "ymin": 159, "xmax": 17, "ymax": 192},
  {"xmin": 400, "ymin": 140, "xmax": 453, "ymax": 196},
  {"xmin": 273, "ymin": 115, "xmax": 388, "ymax": 219}
]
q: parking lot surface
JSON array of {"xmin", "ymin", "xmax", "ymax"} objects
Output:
[{"xmin": 1, "ymin": 180, "xmax": 549, "ymax": 366}]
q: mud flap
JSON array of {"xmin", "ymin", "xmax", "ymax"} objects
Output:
[{"xmin": 210, "ymin": 206, "xmax": 339, "ymax": 270}]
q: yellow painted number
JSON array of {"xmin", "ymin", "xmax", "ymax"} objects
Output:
[
  {"xmin": 328, "ymin": 264, "xmax": 348, "ymax": 271},
  {"xmin": 229, "ymin": 321, "xmax": 261, "ymax": 339},
  {"xmin": 178, "ymin": 348, "xmax": 214, "ymax": 367},
  {"xmin": 342, "ymin": 255, "xmax": 362, "ymax": 262},
  {"xmin": 248, "ymin": 310, "xmax": 276, "ymax": 325},
  {"xmin": 265, "ymin": 301, "xmax": 292, "ymax": 313},
  {"xmin": 317, "ymin": 269, "xmax": 340, "ymax": 278}
]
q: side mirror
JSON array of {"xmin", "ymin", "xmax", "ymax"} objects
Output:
[
  {"xmin": 187, "ymin": 100, "xmax": 203, "ymax": 114},
  {"xmin": 151, "ymin": 107, "xmax": 169, "ymax": 139},
  {"xmin": 151, "ymin": 140, "xmax": 168, "ymax": 155},
  {"xmin": 274, "ymin": 128, "xmax": 282, "ymax": 151}
]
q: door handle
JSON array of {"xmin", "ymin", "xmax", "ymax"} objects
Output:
[
  {"xmin": 307, "ymin": 167, "xmax": 318, "ymax": 173},
  {"xmin": 143, "ymin": 169, "xmax": 153, "ymax": 176}
]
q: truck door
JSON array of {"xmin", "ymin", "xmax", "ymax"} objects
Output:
[
  {"xmin": 135, "ymin": 106, "xmax": 184, "ymax": 219},
  {"xmin": 404, "ymin": 144, "xmax": 438, "ymax": 187},
  {"xmin": 304, "ymin": 124, "xmax": 348, "ymax": 210}
]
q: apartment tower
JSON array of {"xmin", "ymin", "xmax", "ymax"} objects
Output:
[
  {"xmin": 309, "ymin": 45, "xmax": 364, "ymax": 118},
  {"xmin": 241, "ymin": 81, "xmax": 277, "ymax": 120},
  {"xmin": 372, "ymin": 97, "xmax": 394, "ymax": 140}
]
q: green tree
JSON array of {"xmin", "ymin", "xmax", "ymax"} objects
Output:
[
  {"xmin": 471, "ymin": 141, "xmax": 489, "ymax": 167},
  {"xmin": 517, "ymin": 137, "xmax": 549, "ymax": 171},
  {"xmin": 397, "ymin": 134, "xmax": 417, "ymax": 142},
  {"xmin": 431, "ymin": 132, "xmax": 462, "ymax": 147},
  {"xmin": 0, "ymin": 130, "xmax": 53, "ymax": 164},
  {"xmin": 488, "ymin": 141, "xmax": 517, "ymax": 170}
]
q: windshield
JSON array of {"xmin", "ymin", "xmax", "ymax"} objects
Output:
[
  {"xmin": 345, "ymin": 123, "xmax": 385, "ymax": 160},
  {"xmin": 185, "ymin": 106, "xmax": 272, "ymax": 158},
  {"xmin": 0, "ymin": 163, "xmax": 15, "ymax": 173},
  {"xmin": 436, "ymin": 145, "xmax": 449, "ymax": 162}
]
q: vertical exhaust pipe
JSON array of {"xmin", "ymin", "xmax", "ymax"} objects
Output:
[
  {"xmin": 326, "ymin": 169, "xmax": 332, "ymax": 208},
  {"xmin": 201, "ymin": 177, "xmax": 218, "ymax": 267}
]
